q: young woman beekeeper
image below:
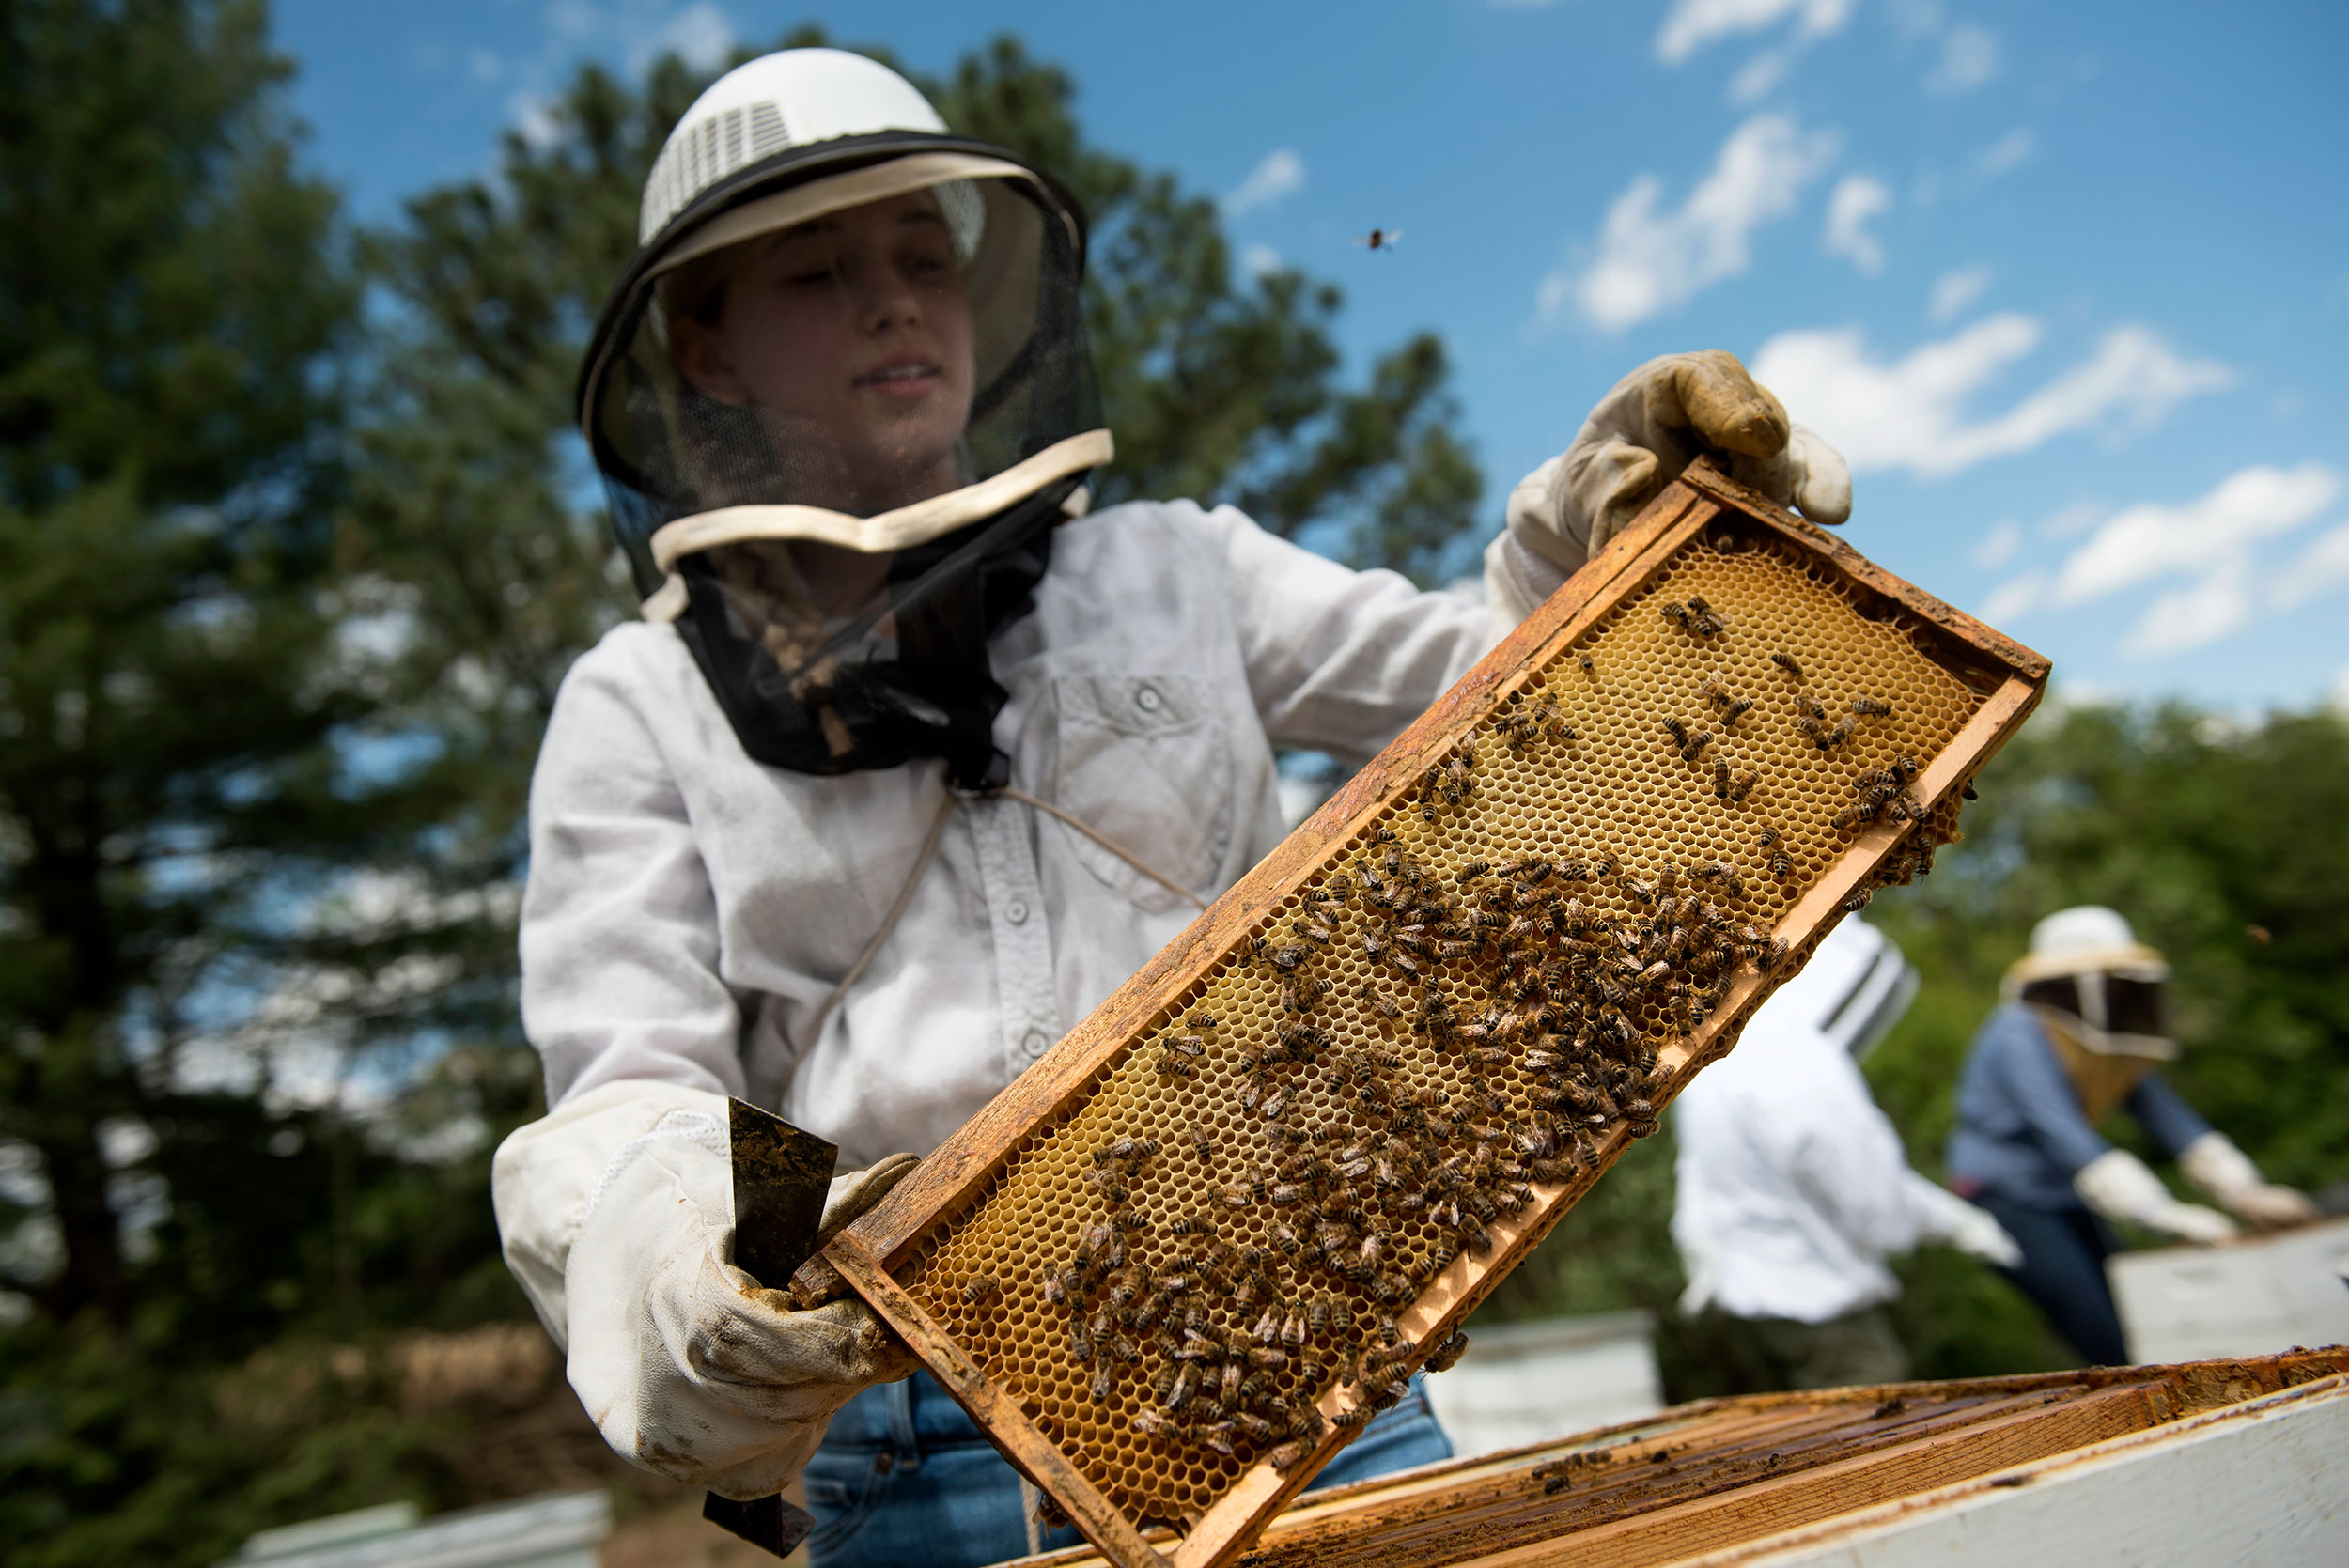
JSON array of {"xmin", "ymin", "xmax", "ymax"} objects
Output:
[{"xmin": 491, "ymin": 48, "xmax": 1853, "ymax": 1566}]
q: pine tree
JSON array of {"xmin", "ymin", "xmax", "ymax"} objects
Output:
[{"xmin": 0, "ymin": 0, "xmax": 359, "ymax": 1329}]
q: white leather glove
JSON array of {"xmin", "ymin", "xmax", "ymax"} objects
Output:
[
  {"xmin": 1900, "ymin": 1171, "xmax": 2024, "ymax": 1267},
  {"xmin": 491, "ymin": 1081, "xmax": 919, "ymax": 1498},
  {"xmin": 1486, "ymin": 350, "xmax": 1854, "ymax": 622},
  {"xmin": 2179, "ymin": 1131, "xmax": 2319, "ymax": 1229},
  {"xmin": 2074, "ymin": 1147, "xmax": 2239, "ymax": 1245}
]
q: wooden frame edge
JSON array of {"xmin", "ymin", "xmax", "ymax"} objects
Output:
[{"xmin": 824, "ymin": 1230, "xmax": 1172, "ymax": 1568}]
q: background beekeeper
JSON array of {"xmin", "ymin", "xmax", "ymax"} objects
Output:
[
  {"xmin": 1672, "ymin": 918, "xmax": 2019, "ymax": 1390},
  {"xmin": 488, "ymin": 47, "xmax": 1853, "ymax": 1568},
  {"xmin": 1947, "ymin": 905, "xmax": 2319, "ymax": 1367}
]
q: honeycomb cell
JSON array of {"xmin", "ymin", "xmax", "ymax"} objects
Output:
[{"xmin": 894, "ymin": 528, "xmax": 1987, "ymax": 1531}]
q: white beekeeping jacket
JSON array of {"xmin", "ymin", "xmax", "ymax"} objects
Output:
[
  {"xmin": 520, "ymin": 499, "xmax": 1494, "ymax": 1171},
  {"xmin": 1671, "ymin": 920, "xmax": 1952, "ymax": 1325}
]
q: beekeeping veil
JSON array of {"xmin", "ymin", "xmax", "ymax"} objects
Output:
[
  {"xmin": 2001, "ymin": 906, "xmax": 2176, "ymax": 1119},
  {"xmin": 578, "ymin": 49, "xmax": 1107, "ymax": 787}
]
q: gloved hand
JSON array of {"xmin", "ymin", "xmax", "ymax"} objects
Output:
[
  {"xmin": 2179, "ymin": 1131, "xmax": 2320, "ymax": 1229},
  {"xmin": 491, "ymin": 1081, "xmax": 920, "ymax": 1498},
  {"xmin": 1486, "ymin": 350, "xmax": 1853, "ymax": 622},
  {"xmin": 2074, "ymin": 1147, "xmax": 2239, "ymax": 1245},
  {"xmin": 1900, "ymin": 1171, "xmax": 2023, "ymax": 1267}
]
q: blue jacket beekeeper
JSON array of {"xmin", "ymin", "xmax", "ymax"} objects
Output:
[
  {"xmin": 1947, "ymin": 906, "xmax": 2318, "ymax": 1367},
  {"xmin": 489, "ymin": 48, "xmax": 1856, "ymax": 1567}
]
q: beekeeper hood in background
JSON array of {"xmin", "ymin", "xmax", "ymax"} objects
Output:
[
  {"xmin": 492, "ymin": 46, "xmax": 1857, "ymax": 1566},
  {"xmin": 1672, "ymin": 918, "xmax": 2019, "ymax": 1390},
  {"xmin": 1947, "ymin": 906, "xmax": 2318, "ymax": 1367}
]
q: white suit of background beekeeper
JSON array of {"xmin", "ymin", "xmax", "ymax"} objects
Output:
[{"xmin": 489, "ymin": 48, "xmax": 1855, "ymax": 1568}]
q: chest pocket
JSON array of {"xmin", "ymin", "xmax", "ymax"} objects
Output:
[{"xmin": 1042, "ymin": 674, "xmax": 1231, "ymax": 913}]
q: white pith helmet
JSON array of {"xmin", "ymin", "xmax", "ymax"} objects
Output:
[
  {"xmin": 637, "ymin": 49, "xmax": 951, "ymax": 246},
  {"xmin": 2003, "ymin": 906, "xmax": 2170, "ymax": 990}
]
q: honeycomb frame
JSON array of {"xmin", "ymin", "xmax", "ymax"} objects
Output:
[{"xmin": 819, "ymin": 461, "xmax": 2051, "ymax": 1568}]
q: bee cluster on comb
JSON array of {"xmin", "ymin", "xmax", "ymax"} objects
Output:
[{"xmin": 810, "ymin": 464, "xmax": 2047, "ymax": 1568}]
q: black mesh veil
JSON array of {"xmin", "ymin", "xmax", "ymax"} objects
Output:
[{"xmin": 576, "ymin": 133, "xmax": 1106, "ymax": 785}]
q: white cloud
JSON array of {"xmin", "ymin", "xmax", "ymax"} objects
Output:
[
  {"xmin": 1978, "ymin": 129, "xmax": 2034, "ymax": 177},
  {"xmin": 627, "ymin": 2, "xmax": 734, "ymax": 73},
  {"xmin": 508, "ymin": 89, "xmax": 563, "ymax": 147},
  {"xmin": 1240, "ymin": 242, "xmax": 1283, "ymax": 279},
  {"xmin": 1979, "ymin": 569, "xmax": 2046, "ymax": 626},
  {"xmin": 1540, "ymin": 113, "xmax": 1838, "ymax": 332},
  {"xmin": 1822, "ymin": 175, "xmax": 1890, "ymax": 274},
  {"xmin": 1657, "ymin": 0, "xmax": 1854, "ymax": 63},
  {"xmin": 1750, "ymin": 316, "xmax": 2231, "ymax": 477},
  {"xmin": 1927, "ymin": 263, "xmax": 1993, "ymax": 322},
  {"xmin": 467, "ymin": 48, "xmax": 505, "ymax": 82},
  {"xmin": 1728, "ymin": 47, "xmax": 1796, "ymax": 102},
  {"xmin": 1973, "ymin": 518, "xmax": 2021, "ymax": 569},
  {"xmin": 1926, "ymin": 22, "xmax": 2001, "ymax": 94},
  {"xmin": 1223, "ymin": 148, "xmax": 1307, "ymax": 217},
  {"xmin": 2272, "ymin": 522, "xmax": 2349, "ymax": 611},
  {"xmin": 2123, "ymin": 559, "xmax": 2255, "ymax": 657},
  {"xmin": 2054, "ymin": 463, "xmax": 2338, "ymax": 607}
]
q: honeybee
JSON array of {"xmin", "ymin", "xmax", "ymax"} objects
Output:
[
  {"xmin": 1659, "ymin": 600, "xmax": 1692, "ymax": 629},
  {"xmin": 1843, "ymin": 889, "xmax": 1874, "ymax": 911},
  {"xmin": 1682, "ymin": 728, "xmax": 1713, "ymax": 762},
  {"xmin": 1131, "ymin": 1409, "xmax": 1174, "ymax": 1439},
  {"xmin": 1770, "ymin": 651, "xmax": 1804, "ymax": 679},
  {"xmin": 1166, "ymin": 1362, "xmax": 1196, "ymax": 1411},
  {"xmin": 1725, "ymin": 697, "xmax": 1754, "ymax": 724},
  {"xmin": 1758, "ymin": 827, "xmax": 1793, "ymax": 878},
  {"xmin": 1686, "ymin": 594, "xmax": 1725, "ymax": 633},
  {"xmin": 1293, "ymin": 919, "xmax": 1332, "ymax": 945},
  {"xmin": 1821, "ymin": 717, "xmax": 1857, "ymax": 750},
  {"xmin": 1852, "ymin": 695, "xmax": 1892, "ymax": 717},
  {"xmin": 1577, "ymin": 652, "xmax": 1596, "ymax": 674},
  {"xmin": 1190, "ymin": 1131, "xmax": 1216, "ymax": 1165},
  {"xmin": 1729, "ymin": 768, "xmax": 1759, "ymax": 803},
  {"xmin": 1712, "ymin": 759, "xmax": 1733, "ymax": 799},
  {"xmin": 1092, "ymin": 1360, "xmax": 1115, "ymax": 1401},
  {"xmin": 1268, "ymin": 1439, "xmax": 1308, "ymax": 1471},
  {"xmin": 1661, "ymin": 715, "xmax": 1691, "ymax": 748}
]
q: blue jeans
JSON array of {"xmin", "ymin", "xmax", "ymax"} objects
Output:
[
  {"xmin": 803, "ymin": 1370, "xmax": 1453, "ymax": 1568},
  {"xmin": 1975, "ymin": 1194, "xmax": 2130, "ymax": 1366}
]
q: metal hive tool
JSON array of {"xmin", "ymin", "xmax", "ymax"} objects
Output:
[{"xmin": 784, "ymin": 460, "xmax": 2051, "ymax": 1568}]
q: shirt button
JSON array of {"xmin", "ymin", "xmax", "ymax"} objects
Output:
[
  {"xmin": 1005, "ymin": 898, "xmax": 1031, "ymax": 924},
  {"xmin": 1134, "ymin": 684, "xmax": 1162, "ymax": 713},
  {"xmin": 1022, "ymin": 1030, "xmax": 1051, "ymax": 1059}
]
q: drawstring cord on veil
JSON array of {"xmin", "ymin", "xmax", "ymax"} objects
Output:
[{"xmin": 801, "ymin": 784, "xmax": 1210, "ymax": 1047}]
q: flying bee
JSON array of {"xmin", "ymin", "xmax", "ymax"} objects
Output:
[
  {"xmin": 1852, "ymin": 695, "xmax": 1893, "ymax": 717},
  {"xmin": 1354, "ymin": 226, "xmax": 1404, "ymax": 251}
]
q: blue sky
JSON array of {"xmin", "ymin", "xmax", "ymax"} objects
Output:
[{"xmin": 275, "ymin": 0, "xmax": 2349, "ymax": 713}]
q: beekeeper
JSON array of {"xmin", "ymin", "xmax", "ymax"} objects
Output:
[
  {"xmin": 1672, "ymin": 919, "xmax": 2019, "ymax": 1390},
  {"xmin": 1946, "ymin": 906, "xmax": 2318, "ymax": 1366},
  {"xmin": 488, "ymin": 47, "xmax": 1853, "ymax": 1567}
]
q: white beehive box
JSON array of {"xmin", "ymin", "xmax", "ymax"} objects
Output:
[{"xmin": 2109, "ymin": 1217, "xmax": 2349, "ymax": 1365}]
